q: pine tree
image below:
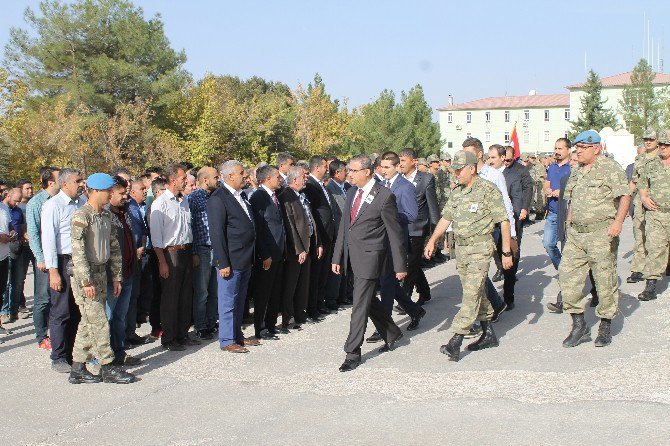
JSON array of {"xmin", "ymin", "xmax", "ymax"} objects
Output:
[
  {"xmin": 619, "ymin": 59, "xmax": 664, "ymax": 141},
  {"xmin": 570, "ymin": 69, "xmax": 618, "ymax": 137}
]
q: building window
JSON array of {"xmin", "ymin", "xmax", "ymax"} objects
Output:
[
  {"xmin": 544, "ymin": 131, "xmax": 550, "ymax": 142},
  {"xmin": 565, "ymin": 130, "xmax": 570, "ymax": 139},
  {"xmin": 504, "ymin": 111, "xmax": 510, "ymax": 122},
  {"xmin": 544, "ymin": 110, "xmax": 550, "ymax": 121},
  {"xmin": 564, "ymin": 108, "xmax": 570, "ymax": 121},
  {"xmin": 523, "ymin": 131, "xmax": 529, "ymax": 144},
  {"xmin": 524, "ymin": 109, "xmax": 530, "ymax": 120},
  {"xmin": 504, "ymin": 132, "xmax": 510, "ymax": 143},
  {"xmin": 485, "ymin": 132, "xmax": 491, "ymax": 142},
  {"xmin": 485, "ymin": 111, "xmax": 491, "ymax": 123},
  {"xmin": 447, "ymin": 142, "xmax": 453, "ymax": 149},
  {"xmin": 466, "ymin": 112, "xmax": 472, "ymax": 123},
  {"xmin": 447, "ymin": 112, "xmax": 452, "ymax": 123}
]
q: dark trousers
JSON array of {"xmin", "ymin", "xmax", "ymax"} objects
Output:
[
  {"xmin": 49, "ymin": 255, "xmax": 81, "ymax": 362},
  {"xmin": 280, "ymin": 254, "xmax": 311, "ymax": 324},
  {"xmin": 136, "ymin": 252, "xmax": 153, "ymax": 319},
  {"xmin": 502, "ymin": 220, "xmax": 524, "ymax": 303},
  {"xmin": 252, "ymin": 259, "xmax": 284, "ymax": 335},
  {"xmin": 380, "ymin": 273, "xmax": 422, "ymax": 318},
  {"xmin": 148, "ymin": 250, "xmax": 162, "ymax": 332},
  {"xmin": 403, "ymin": 236, "xmax": 431, "ymax": 299},
  {"xmin": 307, "ymin": 242, "xmax": 332, "ymax": 316},
  {"xmin": 159, "ymin": 248, "xmax": 193, "ymax": 345},
  {"xmin": 344, "ymin": 276, "xmax": 401, "ymax": 360},
  {"xmin": 0, "ymin": 258, "xmax": 8, "ymax": 316}
]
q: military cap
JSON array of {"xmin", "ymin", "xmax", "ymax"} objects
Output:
[
  {"xmin": 642, "ymin": 129, "xmax": 658, "ymax": 140},
  {"xmin": 86, "ymin": 173, "xmax": 114, "ymax": 190},
  {"xmin": 426, "ymin": 154, "xmax": 440, "ymax": 163},
  {"xmin": 451, "ymin": 150, "xmax": 478, "ymax": 170},
  {"xmin": 573, "ymin": 130, "xmax": 601, "ymax": 144},
  {"xmin": 418, "ymin": 157, "xmax": 429, "ymax": 167},
  {"xmin": 520, "ymin": 153, "xmax": 529, "ymax": 161},
  {"xmin": 528, "ymin": 153, "xmax": 537, "ymax": 159},
  {"xmin": 658, "ymin": 129, "xmax": 670, "ymax": 145},
  {"xmin": 442, "ymin": 153, "xmax": 452, "ymax": 161}
]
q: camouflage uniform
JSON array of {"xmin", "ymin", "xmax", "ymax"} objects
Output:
[
  {"xmin": 531, "ymin": 160, "xmax": 547, "ymax": 216},
  {"xmin": 559, "ymin": 156, "xmax": 629, "ymax": 319},
  {"xmin": 70, "ymin": 203, "xmax": 123, "ymax": 366},
  {"xmin": 639, "ymin": 152, "xmax": 670, "ymax": 280},
  {"xmin": 630, "ymin": 149, "xmax": 659, "ymax": 274},
  {"xmin": 442, "ymin": 176, "xmax": 508, "ymax": 334}
]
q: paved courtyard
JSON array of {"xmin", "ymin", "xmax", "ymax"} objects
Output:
[{"xmin": 1, "ymin": 219, "xmax": 668, "ymax": 445}]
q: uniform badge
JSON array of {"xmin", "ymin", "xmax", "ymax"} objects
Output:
[
  {"xmin": 470, "ymin": 203, "xmax": 478, "ymax": 213},
  {"xmin": 364, "ymin": 194, "xmax": 374, "ymax": 204}
]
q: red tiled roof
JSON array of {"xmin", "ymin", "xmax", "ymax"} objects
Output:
[
  {"xmin": 436, "ymin": 94, "xmax": 569, "ymax": 111},
  {"xmin": 566, "ymin": 71, "xmax": 670, "ymax": 89}
]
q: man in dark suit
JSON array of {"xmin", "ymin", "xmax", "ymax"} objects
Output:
[
  {"xmin": 277, "ymin": 166, "xmax": 322, "ymax": 328},
  {"xmin": 325, "ymin": 159, "xmax": 350, "ymax": 306},
  {"xmin": 305, "ymin": 156, "xmax": 337, "ymax": 315},
  {"xmin": 249, "ymin": 165, "xmax": 286, "ymax": 340},
  {"xmin": 332, "ymin": 154, "xmax": 407, "ymax": 372},
  {"xmin": 207, "ymin": 160, "xmax": 259, "ymax": 354},
  {"xmin": 398, "ymin": 148, "xmax": 440, "ymax": 304}
]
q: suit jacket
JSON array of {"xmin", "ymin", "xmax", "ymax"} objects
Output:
[
  {"xmin": 389, "ymin": 175, "xmax": 418, "ymax": 249},
  {"xmin": 407, "ymin": 170, "xmax": 440, "ymax": 237},
  {"xmin": 502, "ymin": 166, "xmax": 525, "ymax": 218},
  {"xmin": 249, "ymin": 188, "xmax": 286, "ymax": 262},
  {"xmin": 207, "ymin": 186, "xmax": 256, "ymax": 271},
  {"xmin": 557, "ymin": 174, "xmax": 569, "ymax": 243},
  {"xmin": 325, "ymin": 180, "xmax": 346, "ymax": 235},
  {"xmin": 332, "ymin": 181, "xmax": 407, "ymax": 280},
  {"xmin": 278, "ymin": 187, "xmax": 319, "ymax": 258},
  {"xmin": 304, "ymin": 176, "xmax": 336, "ymax": 245},
  {"xmin": 506, "ymin": 162, "xmax": 533, "ymax": 214}
]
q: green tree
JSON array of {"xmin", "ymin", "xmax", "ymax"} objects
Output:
[
  {"xmin": 344, "ymin": 89, "xmax": 400, "ymax": 154},
  {"xmin": 619, "ymin": 59, "xmax": 664, "ymax": 141},
  {"xmin": 570, "ymin": 69, "xmax": 618, "ymax": 137},
  {"xmin": 395, "ymin": 84, "xmax": 442, "ymax": 157}
]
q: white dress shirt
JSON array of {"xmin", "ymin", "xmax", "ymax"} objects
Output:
[
  {"xmin": 0, "ymin": 203, "xmax": 10, "ymax": 261},
  {"xmin": 480, "ymin": 164, "xmax": 517, "ymax": 237},
  {"xmin": 223, "ymin": 182, "xmax": 252, "ymax": 220},
  {"xmin": 386, "ymin": 173, "xmax": 400, "ymax": 188},
  {"xmin": 353, "ymin": 178, "xmax": 377, "ymax": 211},
  {"xmin": 40, "ymin": 190, "xmax": 85, "ymax": 269},
  {"xmin": 149, "ymin": 189, "xmax": 193, "ymax": 249}
]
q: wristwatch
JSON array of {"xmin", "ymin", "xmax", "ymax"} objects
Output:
[{"xmin": 502, "ymin": 251, "xmax": 513, "ymax": 257}]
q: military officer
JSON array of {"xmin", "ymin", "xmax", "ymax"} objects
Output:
[
  {"xmin": 529, "ymin": 153, "xmax": 547, "ymax": 220},
  {"xmin": 69, "ymin": 173, "xmax": 136, "ymax": 384},
  {"xmin": 627, "ymin": 129, "xmax": 659, "ymax": 283},
  {"xmin": 559, "ymin": 131, "xmax": 630, "ymax": 348},
  {"xmin": 428, "ymin": 154, "xmax": 450, "ymax": 262},
  {"xmin": 637, "ymin": 129, "xmax": 670, "ymax": 301},
  {"xmin": 424, "ymin": 150, "xmax": 513, "ymax": 361}
]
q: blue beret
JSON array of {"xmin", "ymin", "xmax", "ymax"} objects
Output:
[
  {"xmin": 573, "ymin": 130, "xmax": 601, "ymax": 144},
  {"xmin": 86, "ymin": 173, "xmax": 114, "ymax": 190}
]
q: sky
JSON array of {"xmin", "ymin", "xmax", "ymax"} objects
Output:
[{"xmin": 1, "ymin": 0, "xmax": 669, "ymax": 111}]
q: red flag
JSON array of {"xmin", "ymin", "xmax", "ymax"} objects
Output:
[{"xmin": 510, "ymin": 123, "xmax": 520, "ymax": 159}]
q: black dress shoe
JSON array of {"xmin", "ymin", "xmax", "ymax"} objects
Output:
[
  {"xmin": 406, "ymin": 308, "xmax": 426, "ymax": 331},
  {"xmin": 277, "ymin": 326, "xmax": 290, "ymax": 334},
  {"xmin": 339, "ymin": 359, "xmax": 360, "ymax": 372},
  {"xmin": 69, "ymin": 362, "xmax": 102, "ymax": 384},
  {"xmin": 626, "ymin": 271, "xmax": 644, "ymax": 283},
  {"xmin": 126, "ymin": 334, "xmax": 151, "ymax": 345},
  {"xmin": 305, "ymin": 316, "xmax": 322, "ymax": 324},
  {"xmin": 506, "ymin": 301, "xmax": 515, "ymax": 311},
  {"xmin": 491, "ymin": 302, "xmax": 507, "ymax": 323},
  {"xmin": 378, "ymin": 332, "xmax": 404, "ymax": 353},
  {"xmin": 417, "ymin": 294, "xmax": 432, "ymax": 305},
  {"xmin": 196, "ymin": 330, "xmax": 214, "ymax": 340},
  {"xmin": 163, "ymin": 342, "xmax": 186, "ymax": 351},
  {"xmin": 366, "ymin": 331, "xmax": 383, "ymax": 343},
  {"xmin": 394, "ymin": 305, "xmax": 407, "ymax": 315},
  {"xmin": 492, "ymin": 270, "xmax": 504, "ymax": 282},
  {"xmin": 256, "ymin": 331, "xmax": 279, "ymax": 340},
  {"xmin": 319, "ymin": 308, "xmax": 333, "ymax": 315}
]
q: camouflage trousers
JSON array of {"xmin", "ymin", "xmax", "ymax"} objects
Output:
[
  {"xmin": 630, "ymin": 197, "xmax": 647, "ymax": 274},
  {"xmin": 642, "ymin": 211, "xmax": 670, "ymax": 280},
  {"xmin": 532, "ymin": 181, "xmax": 546, "ymax": 214},
  {"xmin": 71, "ymin": 269, "xmax": 115, "ymax": 365},
  {"xmin": 449, "ymin": 240, "xmax": 494, "ymax": 335},
  {"xmin": 446, "ymin": 231, "xmax": 456, "ymax": 257},
  {"xmin": 559, "ymin": 226, "xmax": 619, "ymax": 320}
]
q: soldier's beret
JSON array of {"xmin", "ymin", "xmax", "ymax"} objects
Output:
[
  {"xmin": 87, "ymin": 173, "xmax": 114, "ymax": 190},
  {"xmin": 573, "ymin": 130, "xmax": 601, "ymax": 145}
]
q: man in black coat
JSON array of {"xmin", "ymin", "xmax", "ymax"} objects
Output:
[{"xmin": 325, "ymin": 159, "xmax": 349, "ymax": 306}]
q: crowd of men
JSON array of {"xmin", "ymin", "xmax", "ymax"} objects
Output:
[{"xmin": 0, "ymin": 127, "xmax": 664, "ymax": 377}]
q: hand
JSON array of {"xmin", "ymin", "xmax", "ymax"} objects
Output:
[
  {"xmin": 49, "ymin": 269, "xmax": 62, "ymax": 292},
  {"xmin": 510, "ymin": 239, "xmax": 519, "ymax": 258},
  {"xmin": 159, "ymin": 261, "xmax": 170, "ymax": 279},
  {"xmin": 332, "ymin": 263, "xmax": 340, "ymax": 275},
  {"xmin": 519, "ymin": 209, "xmax": 528, "ymax": 221},
  {"xmin": 423, "ymin": 239, "xmax": 435, "ymax": 259},
  {"xmin": 136, "ymin": 247, "xmax": 145, "ymax": 260},
  {"xmin": 502, "ymin": 256, "xmax": 514, "ymax": 270},
  {"xmin": 113, "ymin": 281, "xmax": 122, "ymax": 297},
  {"xmin": 83, "ymin": 285, "xmax": 96, "ymax": 299},
  {"xmin": 23, "ymin": 232, "xmax": 30, "ymax": 242},
  {"xmin": 641, "ymin": 196, "xmax": 658, "ymax": 211},
  {"xmin": 298, "ymin": 251, "xmax": 307, "ymax": 264},
  {"xmin": 37, "ymin": 263, "xmax": 47, "ymax": 272},
  {"xmin": 608, "ymin": 220, "xmax": 623, "ymax": 238},
  {"xmin": 262, "ymin": 257, "xmax": 272, "ymax": 270},
  {"xmin": 192, "ymin": 254, "xmax": 200, "ymax": 268},
  {"xmin": 219, "ymin": 267, "xmax": 231, "ymax": 278},
  {"xmin": 317, "ymin": 246, "xmax": 323, "ymax": 259},
  {"xmin": 396, "ymin": 272, "xmax": 407, "ymax": 281}
]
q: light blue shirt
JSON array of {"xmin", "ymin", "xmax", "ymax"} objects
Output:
[
  {"xmin": 26, "ymin": 190, "xmax": 52, "ymax": 264},
  {"xmin": 40, "ymin": 190, "xmax": 85, "ymax": 269}
]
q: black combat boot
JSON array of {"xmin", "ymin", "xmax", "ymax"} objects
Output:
[
  {"xmin": 440, "ymin": 334, "xmax": 464, "ymax": 361},
  {"xmin": 638, "ymin": 279, "xmax": 658, "ymax": 301},
  {"xmin": 101, "ymin": 364, "xmax": 136, "ymax": 384},
  {"xmin": 562, "ymin": 313, "xmax": 590, "ymax": 348},
  {"xmin": 68, "ymin": 362, "xmax": 102, "ymax": 384},
  {"xmin": 594, "ymin": 318, "xmax": 612, "ymax": 347},
  {"xmin": 467, "ymin": 321, "xmax": 499, "ymax": 351},
  {"xmin": 626, "ymin": 271, "xmax": 644, "ymax": 283}
]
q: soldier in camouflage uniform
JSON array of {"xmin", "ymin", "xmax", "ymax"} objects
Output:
[
  {"xmin": 424, "ymin": 150, "xmax": 513, "ymax": 361},
  {"xmin": 69, "ymin": 173, "xmax": 136, "ymax": 384},
  {"xmin": 428, "ymin": 154, "xmax": 450, "ymax": 262},
  {"xmin": 559, "ymin": 131, "xmax": 630, "ymax": 348},
  {"xmin": 530, "ymin": 154, "xmax": 547, "ymax": 220},
  {"xmin": 627, "ymin": 129, "xmax": 659, "ymax": 283},
  {"xmin": 637, "ymin": 129, "xmax": 670, "ymax": 301}
]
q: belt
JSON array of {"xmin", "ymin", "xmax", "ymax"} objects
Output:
[
  {"xmin": 455, "ymin": 233, "xmax": 492, "ymax": 246},
  {"xmin": 58, "ymin": 254, "xmax": 72, "ymax": 259},
  {"xmin": 89, "ymin": 263, "xmax": 106, "ymax": 273},
  {"xmin": 166, "ymin": 244, "xmax": 191, "ymax": 251},
  {"xmin": 570, "ymin": 220, "xmax": 611, "ymax": 233}
]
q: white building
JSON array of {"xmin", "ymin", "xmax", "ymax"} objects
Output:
[{"xmin": 437, "ymin": 71, "xmax": 670, "ymax": 157}]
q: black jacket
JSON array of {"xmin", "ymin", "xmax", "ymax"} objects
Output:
[
  {"xmin": 249, "ymin": 188, "xmax": 286, "ymax": 262},
  {"xmin": 304, "ymin": 176, "xmax": 336, "ymax": 245},
  {"xmin": 503, "ymin": 163, "xmax": 532, "ymax": 218},
  {"xmin": 207, "ymin": 186, "xmax": 256, "ymax": 270},
  {"xmin": 407, "ymin": 170, "xmax": 440, "ymax": 237}
]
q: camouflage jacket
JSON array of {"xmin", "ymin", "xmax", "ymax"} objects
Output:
[
  {"xmin": 638, "ymin": 155, "xmax": 670, "ymax": 209},
  {"xmin": 71, "ymin": 203, "xmax": 123, "ymax": 287},
  {"xmin": 631, "ymin": 150, "xmax": 660, "ymax": 203},
  {"xmin": 434, "ymin": 169, "xmax": 451, "ymax": 207},
  {"xmin": 531, "ymin": 162, "xmax": 547, "ymax": 182}
]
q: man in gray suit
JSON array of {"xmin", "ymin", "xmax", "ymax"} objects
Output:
[{"xmin": 332, "ymin": 155, "xmax": 407, "ymax": 372}]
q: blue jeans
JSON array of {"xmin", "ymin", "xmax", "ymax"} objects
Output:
[
  {"xmin": 543, "ymin": 211, "xmax": 562, "ymax": 270},
  {"xmin": 32, "ymin": 266, "xmax": 51, "ymax": 343},
  {"xmin": 192, "ymin": 246, "xmax": 218, "ymax": 332},
  {"xmin": 1, "ymin": 248, "xmax": 29, "ymax": 315},
  {"xmin": 106, "ymin": 276, "xmax": 133, "ymax": 359},
  {"xmin": 485, "ymin": 277, "xmax": 504, "ymax": 310},
  {"xmin": 217, "ymin": 268, "xmax": 251, "ymax": 348}
]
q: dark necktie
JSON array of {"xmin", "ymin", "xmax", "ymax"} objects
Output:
[
  {"xmin": 350, "ymin": 189, "xmax": 364, "ymax": 224},
  {"xmin": 272, "ymin": 193, "xmax": 279, "ymax": 207}
]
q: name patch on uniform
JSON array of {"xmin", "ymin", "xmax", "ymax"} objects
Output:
[
  {"xmin": 364, "ymin": 194, "xmax": 374, "ymax": 204},
  {"xmin": 470, "ymin": 203, "xmax": 478, "ymax": 213}
]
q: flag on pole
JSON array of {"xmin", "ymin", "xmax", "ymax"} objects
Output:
[{"xmin": 510, "ymin": 123, "xmax": 520, "ymax": 159}]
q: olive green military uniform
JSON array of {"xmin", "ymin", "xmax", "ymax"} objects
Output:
[
  {"xmin": 443, "ymin": 176, "xmax": 508, "ymax": 334},
  {"xmin": 531, "ymin": 160, "xmax": 547, "ymax": 216},
  {"xmin": 630, "ymin": 149, "xmax": 659, "ymax": 274},
  {"xmin": 559, "ymin": 156, "xmax": 629, "ymax": 319},
  {"xmin": 70, "ymin": 203, "xmax": 123, "ymax": 366},
  {"xmin": 639, "ymin": 148, "xmax": 670, "ymax": 280}
]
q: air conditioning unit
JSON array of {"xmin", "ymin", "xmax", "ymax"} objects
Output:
[{"xmin": 455, "ymin": 125, "xmax": 462, "ymax": 130}]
